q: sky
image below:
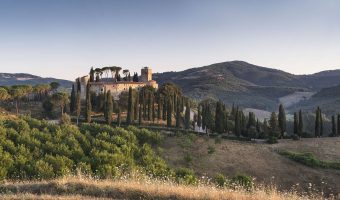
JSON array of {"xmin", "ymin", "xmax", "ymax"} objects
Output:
[{"xmin": 0, "ymin": 0, "xmax": 340, "ymax": 80}]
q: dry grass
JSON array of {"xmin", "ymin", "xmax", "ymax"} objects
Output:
[
  {"xmin": 161, "ymin": 136, "xmax": 340, "ymax": 195},
  {"xmin": 0, "ymin": 176, "xmax": 330, "ymax": 200}
]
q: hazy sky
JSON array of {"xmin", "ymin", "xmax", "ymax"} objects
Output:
[{"xmin": 0, "ymin": 0, "xmax": 340, "ymax": 80}]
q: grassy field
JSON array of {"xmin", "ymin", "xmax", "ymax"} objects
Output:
[
  {"xmin": 161, "ymin": 134, "xmax": 340, "ymax": 196},
  {"xmin": 0, "ymin": 176, "xmax": 329, "ymax": 200}
]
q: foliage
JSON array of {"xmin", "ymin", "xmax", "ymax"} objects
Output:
[
  {"xmin": 231, "ymin": 174, "xmax": 254, "ymax": 191},
  {"xmin": 207, "ymin": 145, "xmax": 215, "ymax": 154},
  {"xmin": 278, "ymin": 150, "xmax": 340, "ymax": 170},
  {"xmin": 0, "ymin": 117, "xmax": 169, "ymax": 180},
  {"xmin": 214, "ymin": 173, "xmax": 227, "ymax": 187},
  {"xmin": 175, "ymin": 168, "xmax": 198, "ymax": 185}
]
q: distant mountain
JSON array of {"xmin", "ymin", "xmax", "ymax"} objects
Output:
[
  {"xmin": 0, "ymin": 73, "xmax": 73, "ymax": 88},
  {"xmin": 154, "ymin": 61, "xmax": 340, "ymax": 112}
]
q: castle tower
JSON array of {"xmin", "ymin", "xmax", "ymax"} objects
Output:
[{"xmin": 141, "ymin": 67, "xmax": 152, "ymax": 82}]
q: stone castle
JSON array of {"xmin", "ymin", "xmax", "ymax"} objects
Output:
[{"xmin": 76, "ymin": 67, "xmax": 158, "ymax": 100}]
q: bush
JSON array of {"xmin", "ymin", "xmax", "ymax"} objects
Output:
[
  {"xmin": 214, "ymin": 173, "xmax": 227, "ymax": 187},
  {"xmin": 292, "ymin": 134, "xmax": 300, "ymax": 140},
  {"xmin": 278, "ymin": 150, "xmax": 340, "ymax": 170},
  {"xmin": 61, "ymin": 113, "xmax": 71, "ymax": 125},
  {"xmin": 267, "ymin": 136, "xmax": 278, "ymax": 144},
  {"xmin": 175, "ymin": 168, "xmax": 198, "ymax": 185},
  {"xmin": 207, "ymin": 146, "xmax": 215, "ymax": 154},
  {"xmin": 232, "ymin": 174, "xmax": 254, "ymax": 190}
]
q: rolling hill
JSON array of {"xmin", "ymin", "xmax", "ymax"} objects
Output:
[
  {"xmin": 0, "ymin": 73, "xmax": 73, "ymax": 88},
  {"xmin": 154, "ymin": 61, "xmax": 340, "ymax": 112}
]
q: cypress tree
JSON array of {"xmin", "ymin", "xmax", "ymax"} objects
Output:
[
  {"xmin": 315, "ymin": 107, "xmax": 321, "ymax": 137},
  {"xmin": 278, "ymin": 104, "xmax": 286, "ymax": 138},
  {"xmin": 197, "ymin": 105, "xmax": 202, "ymax": 128},
  {"xmin": 103, "ymin": 90, "xmax": 107, "ymax": 120},
  {"xmin": 205, "ymin": 104, "xmax": 212, "ymax": 134},
  {"xmin": 215, "ymin": 101, "xmax": 224, "ymax": 133},
  {"xmin": 152, "ymin": 95, "xmax": 155, "ymax": 123},
  {"xmin": 126, "ymin": 87, "xmax": 133, "ymax": 125},
  {"xmin": 337, "ymin": 114, "xmax": 340, "ymax": 136},
  {"xmin": 320, "ymin": 108, "xmax": 323, "ymax": 136},
  {"xmin": 332, "ymin": 115, "xmax": 336, "ymax": 136},
  {"xmin": 75, "ymin": 89, "xmax": 81, "ymax": 125},
  {"xmin": 167, "ymin": 98, "xmax": 172, "ymax": 127},
  {"xmin": 162, "ymin": 99, "xmax": 167, "ymax": 120},
  {"xmin": 234, "ymin": 107, "xmax": 241, "ymax": 137},
  {"xmin": 157, "ymin": 97, "xmax": 161, "ymax": 120},
  {"xmin": 293, "ymin": 112, "xmax": 298, "ymax": 135},
  {"xmin": 147, "ymin": 92, "xmax": 152, "ymax": 121},
  {"xmin": 202, "ymin": 104, "xmax": 206, "ymax": 130},
  {"xmin": 185, "ymin": 100, "xmax": 191, "ymax": 129},
  {"xmin": 138, "ymin": 102, "xmax": 142, "ymax": 125},
  {"xmin": 89, "ymin": 67, "xmax": 95, "ymax": 82},
  {"xmin": 105, "ymin": 91, "xmax": 113, "ymax": 125},
  {"xmin": 176, "ymin": 100, "xmax": 180, "ymax": 128},
  {"xmin": 70, "ymin": 84, "xmax": 76, "ymax": 113},
  {"xmin": 134, "ymin": 91, "xmax": 139, "ymax": 122},
  {"xmin": 269, "ymin": 112, "xmax": 278, "ymax": 137},
  {"xmin": 117, "ymin": 107, "xmax": 121, "ymax": 127},
  {"xmin": 298, "ymin": 110, "xmax": 303, "ymax": 136},
  {"xmin": 85, "ymin": 81, "xmax": 92, "ymax": 123},
  {"xmin": 256, "ymin": 119, "xmax": 260, "ymax": 133}
]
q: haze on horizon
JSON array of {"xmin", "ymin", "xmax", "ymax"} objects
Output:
[{"xmin": 0, "ymin": 0, "xmax": 340, "ymax": 80}]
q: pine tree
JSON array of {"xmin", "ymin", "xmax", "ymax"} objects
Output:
[
  {"xmin": 278, "ymin": 104, "xmax": 286, "ymax": 138},
  {"xmin": 167, "ymin": 98, "xmax": 172, "ymax": 127},
  {"xmin": 85, "ymin": 81, "xmax": 92, "ymax": 123},
  {"xmin": 126, "ymin": 87, "xmax": 133, "ymax": 125},
  {"xmin": 298, "ymin": 110, "xmax": 303, "ymax": 136},
  {"xmin": 202, "ymin": 104, "xmax": 206, "ymax": 130},
  {"xmin": 185, "ymin": 100, "xmax": 191, "ymax": 129},
  {"xmin": 70, "ymin": 84, "xmax": 76, "ymax": 114},
  {"xmin": 293, "ymin": 112, "xmax": 298, "ymax": 135},
  {"xmin": 105, "ymin": 91, "xmax": 113, "ymax": 125},
  {"xmin": 197, "ymin": 105, "xmax": 202, "ymax": 128},
  {"xmin": 332, "ymin": 115, "xmax": 336, "ymax": 136}
]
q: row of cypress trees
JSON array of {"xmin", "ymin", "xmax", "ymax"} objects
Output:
[{"xmin": 70, "ymin": 81, "xmax": 192, "ymax": 128}]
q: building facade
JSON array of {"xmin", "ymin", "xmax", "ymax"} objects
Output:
[{"xmin": 76, "ymin": 67, "xmax": 158, "ymax": 100}]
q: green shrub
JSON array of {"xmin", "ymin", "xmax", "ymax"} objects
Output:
[
  {"xmin": 175, "ymin": 168, "xmax": 198, "ymax": 185},
  {"xmin": 292, "ymin": 134, "xmax": 300, "ymax": 140},
  {"xmin": 266, "ymin": 136, "xmax": 278, "ymax": 144},
  {"xmin": 232, "ymin": 174, "xmax": 254, "ymax": 190},
  {"xmin": 207, "ymin": 146, "xmax": 215, "ymax": 154},
  {"xmin": 214, "ymin": 173, "xmax": 227, "ymax": 187},
  {"xmin": 278, "ymin": 151, "xmax": 340, "ymax": 170},
  {"xmin": 184, "ymin": 154, "xmax": 193, "ymax": 164}
]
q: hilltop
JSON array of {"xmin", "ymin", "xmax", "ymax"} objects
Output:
[
  {"xmin": 0, "ymin": 73, "xmax": 73, "ymax": 88},
  {"xmin": 154, "ymin": 61, "xmax": 340, "ymax": 112}
]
